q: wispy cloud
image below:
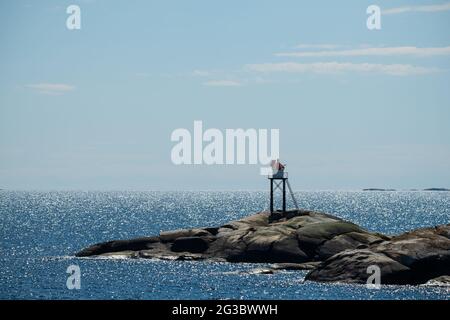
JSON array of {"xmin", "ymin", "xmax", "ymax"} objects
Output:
[
  {"xmin": 25, "ymin": 83, "xmax": 75, "ymax": 95},
  {"xmin": 245, "ymin": 62, "xmax": 439, "ymax": 76},
  {"xmin": 192, "ymin": 70, "xmax": 211, "ymax": 77},
  {"xmin": 294, "ymin": 44, "xmax": 340, "ymax": 49},
  {"xmin": 195, "ymin": 44, "xmax": 444, "ymax": 84},
  {"xmin": 383, "ymin": 2, "xmax": 450, "ymax": 15},
  {"xmin": 276, "ymin": 46, "xmax": 450, "ymax": 58},
  {"xmin": 203, "ymin": 80, "xmax": 242, "ymax": 87}
]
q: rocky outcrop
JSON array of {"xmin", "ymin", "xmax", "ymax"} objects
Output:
[
  {"xmin": 423, "ymin": 276, "xmax": 450, "ymax": 286},
  {"xmin": 305, "ymin": 249, "xmax": 412, "ymax": 284},
  {"xmin": 76, "ymin": 209, "xmax": 450, "ymax": 285},
  {"xmin": 77, "ymin": 210, "xmax": 383, "ymax": 262},
  {"xmin": 306, "ymin": 225, "xmax": 450, "ymax": 284}
]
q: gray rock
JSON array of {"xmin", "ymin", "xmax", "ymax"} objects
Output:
[
  {"xmin": 270, "ymin": 262, "xmax": 321, "ymax": 271},
  {"xmin": 422, "ymin": 276, "xmax": 450, "ymax": 286},
  {"xmin": 171, "ymin": 236, "xmax": 210, "ymax": 253},
  {"xmin": 306, "ymin": 249, "xmax": 411, "ymax": 284},
  {"xmin": 246, "ymin": 268, "xmax": 276, "ymax": 275},
  {"xmin": 296, "ymin": 221, "xmax": 368, "ymax": 258},
  {"xmin": 160, "ymin": 229, "xmax": 211, "ymax": 242},
  {"xmin": 75, "ymin": 209, "xmax": 450, "ymax": 285},
  {"xmin": 306, "ymin": 224, "xmax": 450, "ymax": 285},
  {"xmin": 76, "ymin": 236, "xmax": 160, "ymax": 257},
  {"xmin": 371, "ymin": 225, "xmax": 450, "ymax": 284},
  {"xmin": 317, "ymin": 232, "xmax": 387, "ymax": 260}
]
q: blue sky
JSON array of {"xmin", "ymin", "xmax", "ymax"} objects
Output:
[{"xmin": 1, "ymin": 0, "xmax": 450, "ymax": 190}]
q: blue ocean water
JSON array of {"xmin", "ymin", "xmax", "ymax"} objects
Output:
[{"xmin": 0, "ymin": 190, "xmax": 449, "ymax": 300}]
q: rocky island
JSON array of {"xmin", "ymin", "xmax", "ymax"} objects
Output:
[{"xmin": 76, "ymin": 209, "xmax": 450, "ymax": 285}]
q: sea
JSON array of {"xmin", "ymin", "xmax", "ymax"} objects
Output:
[{"xmin": 0, "ymin": 190, "xmax": 449, "ymax": 300}]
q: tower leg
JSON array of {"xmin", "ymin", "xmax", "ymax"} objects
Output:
[
  {"xmin": 270, "ymin": 179, "xmax": 274, "ymax": 213},
  {"xmin": 282, "ymin": 179, "xmax": 286, "ymax": 212}
]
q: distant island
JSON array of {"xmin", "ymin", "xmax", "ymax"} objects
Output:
[{"xmin": 362, "ymin": 188, "xmax": 450, "ymax": 192}]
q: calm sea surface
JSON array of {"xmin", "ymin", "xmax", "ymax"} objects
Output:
[{"xmin": 0, "ymin": 190, "xmax": 449, "ymax": 300}]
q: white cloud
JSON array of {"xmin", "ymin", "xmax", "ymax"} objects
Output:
[
  {"xmin": 26, "ymin": 83, "xmax": 75, "ymax": 95},
  {"xmin": 294, "ymin": 44, "xmax": 340, "ymax": 49},
  {"xmin": 203, "ymin": 80, "xmax": 242, "ymax": 87},
  {"xmin": 245, "ymin": 62, "xmax": 439, "ymax": 76},
  {"xmin": 383, "ymin": 2, "xmax": 450, "ymax": 15},
  {"xmin": 192, "ymin": 70, "xmax": 211, "ymax": 76},
  {"xmin": 276, "ymin": 46, "xmax": 450, "ymax": 58}
]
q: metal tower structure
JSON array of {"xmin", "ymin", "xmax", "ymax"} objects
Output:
[{"xmin": 268, "ymin": 160, "xmax": 299, "ymax": 213}]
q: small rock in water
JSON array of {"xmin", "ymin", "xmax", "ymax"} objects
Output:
[
  {"xmin": 270, "ymin": 262, "xmax": 321, "ymax": 271},
  {"xmin": 247, "ymin": 268, "xmax": 276, "ymax": 275},
  {"xmin": 422, "ymin": 276, "xmax": 450, "ymax": 287}
]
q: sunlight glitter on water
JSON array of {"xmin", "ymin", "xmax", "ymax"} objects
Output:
[{"xmin": 0, "ymin": 191, "xmax": 449, "ymax": 299}]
